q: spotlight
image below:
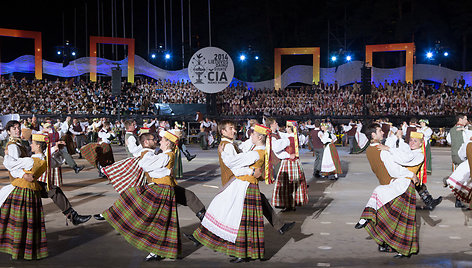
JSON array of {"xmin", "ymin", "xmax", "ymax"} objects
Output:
[
  {"xmin": 443, "ymin": 52, "xmax": 449, "ymax": 57},
  {"xmin": 159, "ymin": 45, "xmax": 163, "ymax": 49},
  {"xmin": 165, "ymin": 53, "xmax": 171, "ymax": 60},
  {"xmin": 426, "ymin": 52, "xmax": 433, "ymax": 59},
  {"xmin": 151, "ymin": 53, "xmax": 156, "ymax": 59},
  {"xmin": 331, "ymin": 56, "xmax": 337, "ymax": 62},
  {"xmin": 71, "ymin": 52, "xmax": 76, "ymax": 56},
  {"xmin": 57, "ymin": 51, "xmax": 61, "ymax": 55},
  {"xmin": 240, "ymin": 54, "xmax": 246, "ymax": 61},
  {"xmin": 346, "ymin": 55, "xmax": 352, "ymax": 62},
  {"xmin": 254, "ymin": 56, "xmax": 259, "ymax": 60}
]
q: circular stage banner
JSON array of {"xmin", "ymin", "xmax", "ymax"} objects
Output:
[{"xmin": 188, "ymin": 47, "xmax": 234, "ymax": 93}]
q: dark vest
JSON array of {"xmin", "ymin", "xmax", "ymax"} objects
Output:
[
  {"xmin": 310, "ymin": 129, "xmax": 323, "ymax": 149},
  {"xmin": 72, "ymin": 124, "xmax": 84, "ymax": 134},
  {"xmin": 270, "ymin": 132, "xmax": 282, "ymax": 167},
  {"xmin": 346, "ymin": 125, "xmax": 357, "ymax": 136}
]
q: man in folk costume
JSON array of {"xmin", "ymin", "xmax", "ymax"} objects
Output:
[
  {"xmin": 69, "ymin": 118, "xmax": 87, "ymax": 157},
  {"xmin": 364, "ymin": 123, "xmax": 393, "ymax": 186},
  {"xmin": 418, "ymin": 119, "xmax": 433, "ymax": 175},
  {"xmin": 189, "ymin": 120, "xmax": 294, "ymax": 241},
  {"xmin": 3, "ymin": 121, "xmax": 91, "ymax": 227},
  {"xmin": 81, "ymin": 121, "xmax": 115, "ymax": 178},
  {"xmin": 320, "ymin": 123, "xmax": 342, "ymax": 180},
  {"xmin": 99, "ymin": 128, "xmax": 206, "ymax": 222},
  {"xmin": 191, "ymin": 124, "xmax": 273, "ymax": 263},
  {"xmin": 42, "ymin": 121, "xmax": 83, "ymax": 175},
  {"xmin": 102, "ymin": 131, "xmax": 184, "ymax": 261},
  {"xmin": 355, "ymin": 132, "xmax": 427, "ymax": 258},
  {"xmin": 271, "ymin": 121, "xmax": 309, "ymax": 211},
  {"xmin": 446, "ymin": 114, "xmax": 469, "ymax": 208},
  {"xmin": 124, "ymin": 119, "xmax": 142, "ymax": 158},
  {"xmin": 174, "ymin": 121, "xmax": 196, "ymax": 161},
  {"xmin": 309, "ymin": 119, "xmax": 324, "ymax": 178},
  {"xmin": 342, "ymin": 120, "xmax": 357, "ymax": 154}
]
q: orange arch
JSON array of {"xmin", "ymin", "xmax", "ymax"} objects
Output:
[
  {"xmin": 365, "ymin": 43, "xmax": 415, "ymax": 83},
  {"xmin": 0, "ymin": 28, "xmax": 42, "ymax": 80},
  {"xmin": 274, "ymin": 47, "xmax": 320, "ymax": 90},
  {"xmin": 89, "ymin": 36, "xmax": 135, "ymax": 83}
]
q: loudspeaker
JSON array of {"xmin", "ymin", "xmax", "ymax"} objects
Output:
[
  {"xmin": 361, "ymin": 66, "xmax": 372, "ymax": 94},
  {"xmin": 111, "ymin": 67, "xmax": 122, "ymax": 96}
]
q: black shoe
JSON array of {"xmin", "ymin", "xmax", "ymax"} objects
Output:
[
  {"xmin": 73, "ymin": 165, "xmax": 84, "ymax": 174},
  {"xmin": 378, "ymin": 244, "xmax": 392, "ymax": 252},
  {"xmin": 279, "ymin": 222, "xmax": 295, "ymax": 235},
  {"xmin": 145, "ymin": 253, "xmax": 164, "ymax": 261},
  {"xmin": 443, "ymin": 177, "xmax": 449, "ymax": 188},
  {"xmin": 229, "ymin": 257, "xmax": 246, "ymax": 263},
  {"xmin": 186, "ymin": 153, "xmax": 196, "ymax": 161},
  {"xmin": 355, "ymin": 220, "xmax": 368, "ymax": 229},
  {"xmin": 196, "ymin": 209, "xmax": 206, "ymax": 221},
  {"xmin": 313, "ymin": 172, "xmax": 321, "ymax": 178},
  {"xmin": 94, "ymin": 214, "xmax": 105, "ymax": 221},
  {"xmin": 455, "ymin": 199, "xmax": 466, "ymax": 208},
  {"xmin": 68, "ymin": 210, "xmax": 92, "ymax": 225},
  {"xmin": 426, "ymin": 196, "xmax": 442, "ymax": 210},
  {"xmin": 280, "ymin": 207, "xmax": 296, "ymax": 212},
  {"xmin": 184, "ymin": 233, "xmax": 201, "ymax": 246}
]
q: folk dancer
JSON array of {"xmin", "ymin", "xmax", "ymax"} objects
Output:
[
  {"xmin": 0, "ymin": 133, "xmax": 59, "ymax": 260},
  {"xmin": 102, "ymin": 131, "xmax": 184, "ymax": 261},
  {"xmin": 355, "ymin": 132, "xmax": 427, "ymax": 258},
  {"xmin": 81, "ymin": 121, "xmax": 115, "ymax": 177},
  {"xmin": 446, "ymin": 114, "xmax": 468, "ymax": 207},
  {"xmin": 320, "ymin": 123, "xmax": 342, "ymax": 180},
  {"xmin": 418, "ymin": 119, "xmax": 433, "ymax": 174},
  {"xmin": 3, "ymin": 121, "xmax": 91, "ymax": 226},
  {"xmin": 310, "ymin": 120, "xmax": 324, "ymax": 178},
  {"xmin": 191, "ymin": 124, "xmax": 271, "ymax": 263},
  {"xmin": 271, "ymin": 121, "xmax": 309, "ymax": 211}
]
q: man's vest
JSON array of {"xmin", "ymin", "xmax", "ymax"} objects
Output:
[
  {"xmin": 218, "ymin": 140, "xmax": 239, "ymax": 186},
  {"xmin": 310, "ymin": 129, "xmax": 323, "ymax": 149},
  {"xmin": 366, "ymin": 145, "xmax": 392, "ymax": 185}
]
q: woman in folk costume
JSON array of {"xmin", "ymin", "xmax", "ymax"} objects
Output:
[
  {"xmin": 355, "ymin": 132, "xmax": 427, "ymax": 258},
  {"xmin": 320, "ymin": 122, "xmax": 342, "ymax": 180},
  {"xmin": 81, "ymin": 121, "xmax": 115, "ymax": 177},
  {"xmin": 192, "ymin": 124, "xmax": 271, "ymax": 263},
  {"xmin": 271, "ymin": 121, "xmax": 309, "ymax": 211},
  {"xmin": 418, "ymin": 119, "xmax": 433, "ymax": 174},
  {"xmin": 445, "ymin": 128, "xmax": 472, "ymax": 209},
  {"xmin": 102, "ymin": 131, "xmax": 182, "ymax": 261},
  {"xmin": 0, "ymin": 134, "xmax": 62, "ymax": 260},
  {"xmin": 352, "ymin": 121, "xmax": 370, "ymax": 154}
]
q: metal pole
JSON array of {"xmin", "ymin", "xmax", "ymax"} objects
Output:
[
  {"xmin": 170, "ymin": 0, "xmax": 173, "ymax": 51},
  {"xmin": 188, "ymin": 0, "xmax": 191, "ymax": 52},
  {"xmin": 154, "ymin": 0, "xmax": 158, "ymax": 49},
  {"xmin": 164, "ymin": 0, "xmax": 167, "ymax": 50},
  {"xmin": 181, "ymin": 0, "xmax": 184, "ymax": 68},
  {"xmin": 208, "ymin": 0, "xmax": 211, "ymax": 46},
  {"xmin": 131, "ymin": 0, "xmax": 134, "ymax": 38}
]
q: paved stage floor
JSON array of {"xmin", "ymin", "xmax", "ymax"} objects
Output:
[{"xmin": 0, "ymin": 144, "xmax": 471, "ymax": 267}]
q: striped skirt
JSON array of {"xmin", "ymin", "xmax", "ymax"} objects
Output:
[
  {"xmin": 103, "ymin": 157, "xmax": 146, "ymax": 194},
  {"xmin": 272, "ymin": 159, "xmax": 309, "ymax": 208},
  {"xmin": 37, "ymin": 167, "xmax": 63, "ymax": 188},
  {"xmin": 193, "ymin": 184, "xmax": 264, "ymax": 260},
  {"xmin": 0, "ymin": 187, "xmax": 48, "ymax": 260},
  {"xmin": 103, "ymin": 184, "xmax": 180, "ymax": 259},
  {"xmin": 352, "ymin": 139, "xmax": 370, "ymax": 154},
  {"xmin": 81, "ymin": 143, "xmax": 115, "ymax": 168},
  {"xmin": 360, "ymin": 182, "xmax": 418, "ymax": 256},
  {"xmin": 321, "ymin": 144, "xmax": 343, "ymax": 176}
]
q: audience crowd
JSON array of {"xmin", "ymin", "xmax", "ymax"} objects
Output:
[{"xmin": 0, "ymin": 76, "xmax": 469, "ymax": 116}]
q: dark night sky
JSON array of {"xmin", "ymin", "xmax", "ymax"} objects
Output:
[{"xmin": 1, "ymin": 0, "xmax": 472, "ymax": 81}]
